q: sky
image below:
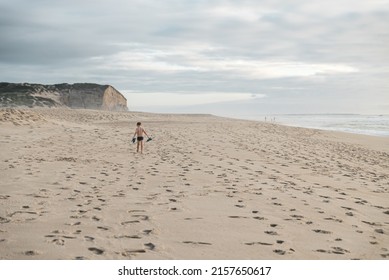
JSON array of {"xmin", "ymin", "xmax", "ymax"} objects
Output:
[{"xmin": 0, "ymin": 0, "xmax": 388, "ymax": 116}]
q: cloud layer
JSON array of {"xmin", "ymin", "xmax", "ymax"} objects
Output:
[{"xmin": 1, "ymin": 0, "xmax": 388, "ymax": 114}]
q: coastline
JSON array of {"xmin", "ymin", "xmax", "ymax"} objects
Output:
[
  {"xmin": 1, "ymin": 108, "xmax": 388, "ymax": 259},
  {"xmin": 225, "ymin": 113, "xmax": 389, "ymax": 138}
]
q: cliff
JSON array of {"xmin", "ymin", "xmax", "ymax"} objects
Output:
[{"xmin": 0, "ymin": 82, "xmax": 128, "ymax": 111}]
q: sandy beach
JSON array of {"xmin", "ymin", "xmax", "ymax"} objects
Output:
[{"xmin": 0, "ymin": 108, "xmax": 388, "ymax": 260}]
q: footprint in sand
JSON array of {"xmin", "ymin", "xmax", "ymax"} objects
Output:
[
  {"xmin": 114, "ymin": 235, "xmax": 142, "ymax": 239},
  {"xmin": 121, "ymin": 249, "xmax": 146, "ymax": 257},
  {"xmin": 290, "ymin": 214, "xmax": 304, "ymax": 220},
  {"xmin": 24, "ymin": 250, "xmax": 39, "ymax": 256},
  {"xmin": 229, "ymin": 215, "xmax": 249, "ymax": 219},
  {"xmin": 49, "ymin": 238, "xmax": 65, "ymax": 246},
  {"xmin": 97, "ymin": 226, "xmax": 109, "ymax": 231},
  {"xmin": 132, "ymin": 214, "xmax": 149, "ymax": 221},
  {"xmin": 0, "ymin": 216, "xmax": 11, "ymax": 224},
  {"xmin": 331, "ymin": 247, "xmax": 350, "ymax": 254},
  {"xmin": 362, "ymin": 221, "xmax": 382, "ymax": 226},
  {"xmin": 121, "ymin": 220, "xmax": 140, "ymax": 225},
  {"xmin": 84, "ymin": 236, "xmax": 95, "ymax": 242},
  {"xmin": 183, "ymin": 241, "xmax": 212, "ymax": 245},
  {"xmin": 316, "ymin": 247, "xmax": 350, "ymax": 255},
  {"xmin": 264, "ymin": 231, "xmax": 278, "ymax": 236},
  {"xmin": 144, "ymin": 243, "xmax": 156, "ymax": 250},
  {"xmin": 245, "ymin": 242, "xmax": 273, "ymax": 246},
  {"xmin": 128, "ymin": 210, "xmax": 146, "ymax": 213},
  {"xmin": 88, "ymin": 247, "xmax": 104, "ymax": 255},
  {"xmin": 324, "ymin": 217, "xmax": 343, "ymax": 223},
  {"xmin": 184, "ymin": 217, "xmax": 203, "ymax": 221},
  {"xmin": 142, "ymin": 229, "xmax": 153, "ymax": 235},
  {"xmin": 7, "ymin": 210, "xmax": 40, "ymax": 222},
  {"xmin": 66, "ymin": 221, "xmax": 81, "ymax": 226},
  {"xmin": 312, "ymin": 229, "xmax": 332, "ymax": 234},
  {"xmin": 273, "ymin": 249, "xmax": 286, "ymax": 255},
  {"xmin": 45, "ymin": 230, "xmax": 77, "ymax": 246}
]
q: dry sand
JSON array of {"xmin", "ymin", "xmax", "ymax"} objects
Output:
[{"xmin": 0, "ymin": 108, "xmax": 388, "ymax": 260}]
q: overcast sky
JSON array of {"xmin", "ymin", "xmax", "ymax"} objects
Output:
[{"xmin": 1, "ymin": 0, "xmax": 388, "ymax": 116}]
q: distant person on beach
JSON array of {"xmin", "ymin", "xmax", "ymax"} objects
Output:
[{"xmin": 132, "ymin": 122, "xmax": 150, "ymax": 154}]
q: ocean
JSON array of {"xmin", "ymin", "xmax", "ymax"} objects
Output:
[{"xmin": 244, "ymin": 114, "xmax": 389, "ymax": 137}]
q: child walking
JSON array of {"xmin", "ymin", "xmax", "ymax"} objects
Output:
[{"xmin": 132, "ymin": 122, "xmax": 150, "ymax": 154}]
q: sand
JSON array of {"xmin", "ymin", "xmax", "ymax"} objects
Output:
[{"xmin": 0, "ymin": 108, "xmax": 388, "ymax": 260}]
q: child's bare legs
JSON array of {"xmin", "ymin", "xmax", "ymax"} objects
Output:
[{"xmin": 136, "ymin": 141, "xmax": 144, "ymax": 153}]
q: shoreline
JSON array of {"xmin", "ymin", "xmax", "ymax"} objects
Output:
[{"xmin": 215, "ymin": 113, "xmax": 389, "ymax": 138}]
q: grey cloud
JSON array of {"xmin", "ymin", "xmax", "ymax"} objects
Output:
[{"xmin": 0, "ymin": 0, "xmax": 388, "ymax": 114}]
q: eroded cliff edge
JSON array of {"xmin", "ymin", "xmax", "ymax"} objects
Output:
[{"xmin": 0, "ymin": 83, "xmax": 128, "ymax": 111}]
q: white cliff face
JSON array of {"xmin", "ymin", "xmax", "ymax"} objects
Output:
[
  {"xmin": 0, "ymin": 83, "xmax": 128, "ymax": 111},
  {"xmin": 102, "ymin": 86, "xmax": 127, "ymax": 111}
]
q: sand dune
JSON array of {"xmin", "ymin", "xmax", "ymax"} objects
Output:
[{"xmin": 0, "ymin": 108, "xmax": 388, "ymax": 259}]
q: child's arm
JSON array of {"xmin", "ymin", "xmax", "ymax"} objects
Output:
[
  {"xmin": 131, "ymin": 129, "xmax": 136, "ymax": 143},
  {"xmin": 143, "ymin": 128, "xmax": 149, "ymax": 138}
]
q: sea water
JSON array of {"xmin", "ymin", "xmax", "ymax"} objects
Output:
[{"xmin": 249, "ymin": 114, "xmax": 389, "ymax": 137}]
